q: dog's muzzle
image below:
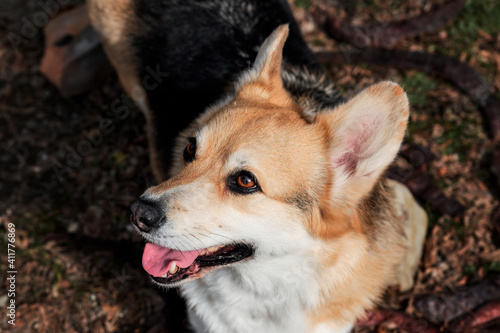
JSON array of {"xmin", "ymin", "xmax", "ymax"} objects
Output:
[{"xmin": 129, "ymin": 198, "xmax": 164, "ymax": 232}]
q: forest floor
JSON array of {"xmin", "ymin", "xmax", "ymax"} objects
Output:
[{"xmin": 1, "ymin": 0, "xmax": 499, "ymax": 332}]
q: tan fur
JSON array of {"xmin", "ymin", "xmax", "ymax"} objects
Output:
[
  {"xmin": 300, "ymin": 82, "xmax": 412, "ymax": 327},
  {"xmin": 88, "ymin": 0, "xmax": 138, "ymax": 98},
  {"xmin": 387, "ymin": 179, "xmax": 428, "ymax": 291},
  {"xmin": 144, "ymin": 27, "xmax": 425, "ymax": 331},
  {"xmin": 305, "ymin": 180, "xmax": 406, "ymax": 328},
  {"xmin": 150, "ymin": 97, "xmax": 325, "ymax": 209},
  {"xmin": 100, "ymin": 20, "xmax": 427, "ymax": 331},
  {"xmin": 87, "ymin": 0, "xmax": 164, "ymax": 181}
]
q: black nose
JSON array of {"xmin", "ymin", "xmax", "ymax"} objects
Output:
[{"xmin": 129, "ymin": 198, "xmax": 164, "ymax": 232}]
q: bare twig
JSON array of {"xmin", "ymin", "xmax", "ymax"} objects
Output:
[
  {"xmin": 316, "ymin": 49, "xmax": 494, "ymax": 112},
  {"xmin": 387, "ymin": 164, "xmax": 465, "ymax": 217},
  {"xmin": 355, "ymin": 309, "xmax": 439, "ymax": 332},
  {"xmin": 449, "ymin": 300, "xmax": 500, "ymax": 331},
  {"xmin": 415, "ymin": 276, "xmax": 500, "ymax": 324},
  {"xmin": 325, "ymin": 0, "xmax": 465, "ymax": 49}
]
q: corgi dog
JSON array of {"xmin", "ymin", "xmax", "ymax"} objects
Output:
[{"xmin": 89, "ymin": 1, "xmax": 427, "ymax": 332}]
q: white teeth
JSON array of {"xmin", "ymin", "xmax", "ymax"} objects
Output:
[
  {"xmin": 169, "ymin": 262, "xmax": 179, "ymax": 274},
  {"xmin": 207, "ymin": 246, "xmax": 220, "ymax": 253},
  {"xmin": 200, "ymin": 249, "xmax": 207, "ymax": 255},
  {"xmin": 160, "ymin": 273, "xmax": 168, "ymax": 278}
]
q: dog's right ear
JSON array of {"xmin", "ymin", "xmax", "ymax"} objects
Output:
[
  {"xmin": 239, "ymin": 24, "xmax": 288, "ymax": 100},
  {"xmin": 251, "ymin": 24, "xmax": 289, "ymax": 86},
  {"xmin": 236, "ymin": 25, "xmax": 293, "ymax": 108}
]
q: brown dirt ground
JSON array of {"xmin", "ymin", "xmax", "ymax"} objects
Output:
[{"xmin": 1, "ymin": 0, "xmax": 499, "ymax": 332}]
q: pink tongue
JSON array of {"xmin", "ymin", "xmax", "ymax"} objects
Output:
[{"xmin": 142, "ymin": 243, "xmax": 200, "ymax": 277}]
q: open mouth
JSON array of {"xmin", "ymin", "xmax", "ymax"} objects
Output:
[{"xmin": 142, "ymin": 242, "xmax": 254, "ymax": 285}]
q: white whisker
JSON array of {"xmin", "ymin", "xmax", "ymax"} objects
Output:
[{"xmin": 181, "ymin": 234, "xmax": 203, "ymax": 254}]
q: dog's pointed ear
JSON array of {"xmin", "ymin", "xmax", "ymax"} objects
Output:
[
  {"xmin": 236, "ymin": 24, "xmax": 294, "ymax": 108},
  {"xmin": 252, "ymin": 24, "xmax": 289, "ymax": 86},
  {"xmin": 315, "ymin": 81, "xmax": 409, "ymax": 206}
]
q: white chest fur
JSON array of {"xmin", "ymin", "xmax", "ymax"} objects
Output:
[{"xmin": 180, "ymin": 253, "xmax": 324, "ymax": 333}]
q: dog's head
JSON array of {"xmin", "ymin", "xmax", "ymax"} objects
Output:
[{"xmin": 130, "ymin": 25, "xmax": 409, "ymax": 287}]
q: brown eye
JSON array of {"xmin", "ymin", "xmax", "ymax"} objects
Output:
[
  {"xmin": 183, "ymin": 138, "xmax": 196, "ymax": 163},
  {"xmin": 228, "ymin": 171, "xmax": 260, "ymax": 194},
  {"xmin": 186, "ymin": 142, "xmax": 195, "ymax": 155},
  {"xmin": 237, "ymin": 174, "xmax": 255, "ymax": 188}
]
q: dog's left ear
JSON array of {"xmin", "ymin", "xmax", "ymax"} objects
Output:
[{"xmin": 315, "ymin": 81, "xmax": 409, "ymax": 206}]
